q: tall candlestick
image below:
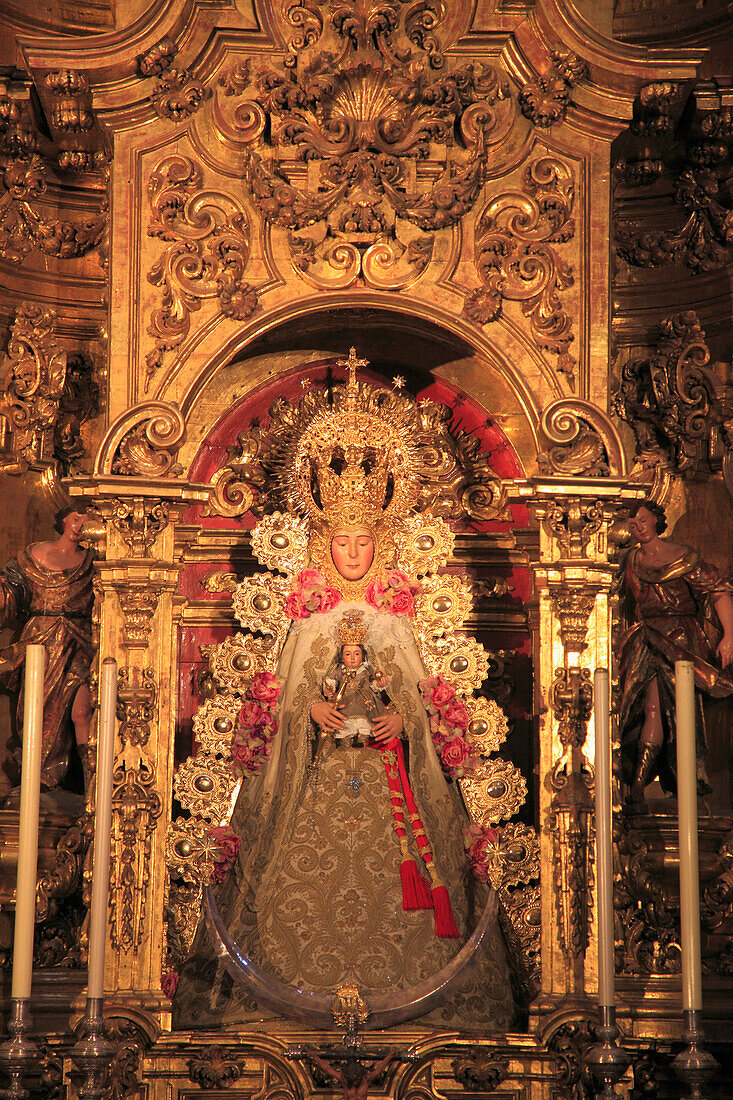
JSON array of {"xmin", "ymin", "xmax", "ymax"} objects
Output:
[
  {"xmin": 594, "ymin": 668, "xmax": 614, "ymax": 1008},
  {"xmin": 87, "ymin": 657, "xmax": 117, "ymax": 1001},
  {"xmin": 674, "ymin": 659, "xmax": 702, "ymax": 1012},
  {"xmin": 11, "ymin": 644, "xmax": 45, "ymax": 1001}
]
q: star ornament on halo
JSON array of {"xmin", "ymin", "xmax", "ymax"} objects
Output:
[{"xmin": 392, "ymin": 375, "xmax": 406, "ymax": 390}]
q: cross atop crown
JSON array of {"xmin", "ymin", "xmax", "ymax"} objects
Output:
[{"xmin": 337, "ymin": 347, "xmax": 369, "ymax": 391}]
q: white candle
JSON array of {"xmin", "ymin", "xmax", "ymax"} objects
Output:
[
  {"xmin": 11, "ymin": 644, "xmax": 45, "ymax": 1000},
  {"xmin": 674, "ymin": 659, "xmax": 702, "ymax": 1011},
  {"xmin": 594, "ymin": 667, "xmax": 615, "ymax": 1008},
  {"xmin": 87, "ymin": 657, "xmax": 117, "ymax": 1001}
]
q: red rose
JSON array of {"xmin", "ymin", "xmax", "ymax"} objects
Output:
[
  {"xmin": 249, "ymin": 671, "xmax": 281, "ymax": 707},
  {"xmin": 318, "ymin": 585, "xmax": 341, "ymax": 613},
  {"xmin": 365, "ymin": 577, "xmax": 387, "ymax": 609},
  {"xmin": 431, "ymin": 679, "xmax": 456, "ymax": 709},
  {"xmin": 441, "ymin": 736, "xmax": 472, "ymax": 770},
  {"xmin": 232, "ymin": 740, "xmax": 257, "ymax": 772},
  {"xmin": 239, "ymin": 699, "xmax": 267, "ymax": 730},
  {"xmin": 442, "ymin": 699, "xmax": 469, "ymax": 730}
]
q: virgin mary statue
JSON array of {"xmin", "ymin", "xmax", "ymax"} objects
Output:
[{"xmin": 173, "ymin": 352, "xmax": 519, "ymax": 1031}]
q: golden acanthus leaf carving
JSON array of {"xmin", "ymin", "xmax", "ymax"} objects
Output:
[
  {"xmin": 0, "ymin": 155, "xmax": 105, "ymax": 266},
  {"xmin": 217, "ymin": 0, "xmax": 513, "ymax": 293},
  {"xmin": 151, "ymin": 69, "xmax": 206, "ymax": 121},
  {"xmin": 464, "ymin": 156, "xmax": 577, "ymax": 384},
  {"xmin": 104, "ymin": 403, "xmax": 186, "ymax": 477},
  {"xmin": 145, "ymin": 155, "xmax": 257, "ymax": 382},
  {"xmin": 518, "ymin": 48, "xmax": 588, "ymax": 128},
  {"xmin": 538, "ymin": 399, "xmax": 627, "ymax": 478}
]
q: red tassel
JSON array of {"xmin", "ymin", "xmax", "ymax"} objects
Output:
[
  {"xmin": 432, "ymin": 884, "xmax": 460, "ymax": 938},
  {"xmin": 401, "ymin": 859, "xmax": 434, "ymax": 910}
]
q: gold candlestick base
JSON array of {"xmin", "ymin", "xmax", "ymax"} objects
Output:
[
  {"xmin": 0, "ymin": 999, "xmax": 38, "ymax": 1100},
  {"xmin": 585, "ymin": 1006, "xmax": 630, "ymax": 1100},
  {"xmin": 672, "ymin": 1009, "xmax": 718, "ymax": 1100}
]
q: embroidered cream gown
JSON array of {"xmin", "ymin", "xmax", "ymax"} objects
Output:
[{"xmin": 174, "ymin": 602, "xmax": 515, "ymax": 1030}]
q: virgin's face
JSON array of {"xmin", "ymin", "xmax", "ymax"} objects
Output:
[
  {"xmin": 629, "ymin": 507, "xmax": 658, "ymax": 543},
  {"xmin": 330, "ymin": 527, "xmax": 375, "ymax": 581}
]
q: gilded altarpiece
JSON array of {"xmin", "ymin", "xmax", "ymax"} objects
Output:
[{"xmin": 3, "ymin": 1, "xmax": 733, "ymax": 1098}]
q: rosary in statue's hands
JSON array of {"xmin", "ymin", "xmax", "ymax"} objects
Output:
[{"xmin": 370, "ymin": 712, "xmax": 404, "ymax": 745}]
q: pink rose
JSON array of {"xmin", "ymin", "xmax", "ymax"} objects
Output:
[
  {"xmin": 162, "ymin": 971, "xmax": 179, "ymax": 998},
  {"xmin": 442, "ymin": 699, "xmax": 469, "ymax": 730},
  {"xmin": 318, "ymin": 585, "xmax": 341, "ymax": 613},
  {"xmin": 365, "ymin": 577, "xmax": 387, "ymax": 608},
  {"xmin": 232, "ymin": 740, "xmax": 257, "ymax": 773},
  {"xmin": 431, "ymin": 679, "xmax": 456, "ymax": 709},
  {"xmin": 210, "ymin": 826, "xmax": 240, "ymax": 883},
  {"xmin": 419, "ymin": 675, "xmax": 439, "ymax": 694},
  {"xmin": 249, "ymin": 671, "xmax": 281, "ymax": 707},
  {"xmin": 441, "ymin": 736, "xmax": 472, "ymax": 770},
  {"xmin": 298, "ymin": 568, "xmax": 325, "ymax": 587},
  {"xmin": 389, "ymin": 587, "xmax": 415, "ymax": 616},
  {"xmin": 285, "ymin": 590, "xmax": 307, "ymax": 619}
]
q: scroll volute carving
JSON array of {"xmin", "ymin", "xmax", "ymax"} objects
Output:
[
  {"xmin": 615, "ymin": 310, "xmax": 733, "ymax": 481},
  {"xmin": 464, "ymin": 157, "xmax": 578, "ymax": 385},
  {"xmin": 95, "ymin": 402, "xmax": 186, "ymax": 478},
  {"xmin": 0, "ymin": 303, "xmax": 100, "ymax": 476}
]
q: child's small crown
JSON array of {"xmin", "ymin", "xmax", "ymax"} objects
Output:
[{"xmin": 338, "ymin": 611, "xmax": 366, "ymax": 646}]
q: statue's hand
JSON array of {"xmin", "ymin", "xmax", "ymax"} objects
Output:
[
  {"xmin": 717, "ymin": 634, "xmax": 733, "ymax": 668},
  {"xmin": 310, "ymin": 699, "xmax": 344, "ymax": 734},
  {"xmin": 370, "ymin": 712, "xmax": 403, "ymax": 745}
]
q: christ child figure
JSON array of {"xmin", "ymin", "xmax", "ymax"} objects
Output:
[{"xmin": 322, "ymin": 613, "xmax": 392, "ymax": 746}]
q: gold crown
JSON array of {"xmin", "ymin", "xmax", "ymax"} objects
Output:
[
  {"xmin": 338, "ymin": 611, "xmax": 367, "ymax": 646},
  {"xmin": 288, "ymin": 348, "xmax": 418, "ymax": 535}
]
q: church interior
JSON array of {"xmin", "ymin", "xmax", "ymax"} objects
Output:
[{"xmin": 1, "ymin": 0, "xmax": 733, "ymax": 1096}]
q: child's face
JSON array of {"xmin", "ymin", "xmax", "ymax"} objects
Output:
[{"xmin": 341, "ymin": 644, "xmax": 364, "ymax": 670}]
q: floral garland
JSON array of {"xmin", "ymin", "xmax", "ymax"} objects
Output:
[
  {"xmin": 231, "ymin": 671, "xmax": 281, "ymax": 776},
  {"xmin": 208, "ymin": 824, "xmax": 241, "ymax": 884},
  {"xmin": 285, "ymin": 569, "xmax": 341, "ymax": 619},
  {"xmin": 365, "ymin": 569, "xmax": 420, "ymax": 616},
  {"xmin": 463, "ymin": 823, "xmax": 501, "ymax": 884},
  {"xmin": 418, "ymin": 674, "xmax": 478, "ymax": 779}
]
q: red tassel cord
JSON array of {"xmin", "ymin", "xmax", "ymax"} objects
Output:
[{"xmin": 377, "ymin": 739, "xmax": 460, "ymax": 937}]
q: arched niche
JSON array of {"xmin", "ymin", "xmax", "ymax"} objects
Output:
[
  {"xmin": 177, "ymin": 303, "xmax": 543, "ymax": 480},
  {"xmin": 174, "ymin": 311, "xmax": 538, "ymax": 826}
]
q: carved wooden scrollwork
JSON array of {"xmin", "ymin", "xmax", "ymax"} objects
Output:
[
  {"xmin": 614, "ymin": 310, "xmax": 731, "ymax": 481},
  {"xmin": 145, "ymin": 155, "xmax": 257, "ymax": 380},
  {"xmin": 111, "ymin": 668, "xmax": 163, "ymax": 955},
  {"xmin": 518, "ymin": 48, "xmax": 589, "ymax": 128},
  {"xmin": 0, "ymin": 303, "xmax": 100, "ymax": 476},
  {"xmin": 215, "ymin": 0, "xmax": 514, "ymax": 296},
  {"xmin": 0, "ymin": 153, "xmax": 105, "ymax": 265},
  {"xmin": 464, "ymin": 156, "xmax": 577, "ymax": 384},
  {"xmin": 538, "ymin": 399, "xmax": 627, "ymax": 478},
  {"xmin": 95, "ymin": 401, "xmax": 186, "ymax": 476}
]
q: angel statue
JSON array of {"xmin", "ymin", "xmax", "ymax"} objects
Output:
[{"xmin": 172, "ymin": 351, "xmax": 526, "ymax": 1031}]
